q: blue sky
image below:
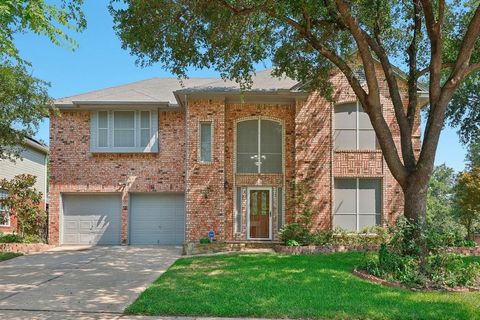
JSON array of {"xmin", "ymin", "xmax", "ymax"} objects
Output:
[{"xmin": 14, "ymin": 1, "xmax": 467, "ymax": 172}]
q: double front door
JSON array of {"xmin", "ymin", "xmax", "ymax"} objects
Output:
[{"xmin": 247, "ymin": 188, "xmax": 272, "ymax": 239}]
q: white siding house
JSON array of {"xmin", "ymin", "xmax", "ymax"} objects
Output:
[{"xmin": 0, "ymin": 138, "xmax": 48, "ymax": 231}]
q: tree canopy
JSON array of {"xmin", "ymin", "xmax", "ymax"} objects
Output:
[
  {"xmin": 0, "ymin": 0, "xmax": 85, "ymax": 159},
  {"xmin": 110, "ymin": 0, "xmax": 480, "ymax": 227}
]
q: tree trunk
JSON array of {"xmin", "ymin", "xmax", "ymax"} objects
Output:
[
  {"xmin": 402, "ymin": 178, "xmax": 429, "ymax": 265},
  {"xmin": 403, "ymin": 179, "xmax": 429, "ymax": 226}
]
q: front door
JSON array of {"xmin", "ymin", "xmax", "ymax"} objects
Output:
[{"xmin": 248, "ymin": 188, "xmax": 271, "ymax": 239}]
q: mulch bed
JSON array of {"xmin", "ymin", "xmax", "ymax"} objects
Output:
[{"xmin": 352, "ymin": 269, "xmax": 480, "ymax": 292}]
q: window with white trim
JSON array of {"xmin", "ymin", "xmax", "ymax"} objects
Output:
[
  {"xmin": 90, "ymin": 110, "xmax": 158, "ymax": 153},
  {"xmin": 334, "ymin": 101, "xmax": 378, "ymax": 150},
  {"xmin": 0, "ymin": 190, "xmax": 10, "ymax": 227},
  {"xmin": 236, "ymin": 119, "xmax": 283, "ymax": 173},
  {"xmin": 333, "ymin": 178, "xmax": 381, "ymax": 232},
  {"xmin": 199, "ymin": 122, "xmax": 212, "ymax": 163}
]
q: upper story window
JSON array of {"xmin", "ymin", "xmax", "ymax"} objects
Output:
[
  {"xmin": 333, "ymin": 178, "xmax": 381, "ymax": 232},
  {"xmin": 199, "ymin": 122, "xmax": 213, "ymax": 163},
  {"xmin": 334, "ymin": 101, "xmax": 378, "ymax": 150},
  {"xmin": 236, "ymin": 119, "xmax": 283, "ymax": 174},
  {"xmin": 90, "ymin": 110, "xmax": 158, "ymax": 153},
  {"xmin": 0, "ymin": 190, "xmax": 10, "ymax": 227}
]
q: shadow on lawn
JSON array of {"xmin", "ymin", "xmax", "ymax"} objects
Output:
[{"xmin": 128, "ymin": 252, "xmax": 480, "ymax": 320}]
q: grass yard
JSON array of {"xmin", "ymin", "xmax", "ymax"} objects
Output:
[
  {"xmin": 127, "ymin": 252, "xmax": 480, "ymax": 320},
  {"xmin": 0, "ymin": 252, "xmax": 21, "ymax": 262}
]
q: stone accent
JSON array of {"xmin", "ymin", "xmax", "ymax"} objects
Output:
[
  {"xmin": 183, "ymin": 241, "xmax": 278, "ymax": 255},
  {"xmin": 274, "ymin": 244, "xmax": 380, "ymax": 255},
  {"xmin": 48, "ymin": 110, "xmax": 186, "ymax": 245},
  {"xmin": 0, "ymin": 243, "xmax": 55, "ymax": 254}
]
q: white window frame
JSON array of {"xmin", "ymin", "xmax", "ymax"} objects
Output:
[
  {"xmin": 90, "ymin": 109, "xmax": 158, "ymax": 153},
  {"xmin": 334, "ymin": 101, "xmax": 378, "ymax": 151},
  {"xmin": 0, "ymin": 190, "xmax": 10, "ymax": 227},
  {"xmin": 140, "ymin": 110, "xmax": 152, "ymax": 148},
  {"xmin": 333, "ymin": 178, "xmax": 382, "ymax": 232},
  {"xmin": 113, "ymin": 110, "xmax": 136, "ymax": 148},
  {"xmin": 97, "ymin": 111, "xmax": 109, "ymax": 148},
  {"xmin": 198, "ymin": 121, "xmax": 213, "ymax": 164},
  {"xmin": 235, "ymin": 118, "xmax": 283, "ymax": 174}
]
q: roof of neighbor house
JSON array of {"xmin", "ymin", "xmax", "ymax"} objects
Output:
[
  {"xmin": 55, "ymin": 67, "xmax": 428, "ymax": 108},
  {"xmin": 24, "ymin": 137, "xmax": 48, "ymax": 154}
]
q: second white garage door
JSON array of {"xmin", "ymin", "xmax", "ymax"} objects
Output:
[{"xmin": 129, "ymin": 193, "xmax": 185, "ymax": 245}]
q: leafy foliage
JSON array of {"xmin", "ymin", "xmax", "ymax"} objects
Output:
[
  {"xmin": 0, "ymin": 0, "xmax": 85, "ymax": 158},
  {"xmin": 0, "ymin": 0, "xmax": 86, "ymax": 64},
  {"xmin": 0, "ymin": 64, "xmax": 51, "ymax": 159},
  {"xmin": 426, "ymin": 165, "xmax": 467, "ymax": 243},
  {"xmin": 363, "ymin": 218, "xmax": 480, "ymax": 288},
  {"xmin": 0, "ymin": 174, "xmax": 47, "ymax": 238},
  {"xmin": 454, "ymin": 166, "xmax": 480, "ymax": 240}
]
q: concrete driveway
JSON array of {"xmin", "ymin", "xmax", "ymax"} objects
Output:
[{"xmin": 0, "ymin": 246, "xmax": 181, "ymax": 319}]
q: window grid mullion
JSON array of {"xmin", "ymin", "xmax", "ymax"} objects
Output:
[
  {"xmin": 258, "ymin": 118, "xmax": 261, "ymax": 173},
  {"xmin": 356, "ymin": 178, "xmax": 360, "ymax": 232}
]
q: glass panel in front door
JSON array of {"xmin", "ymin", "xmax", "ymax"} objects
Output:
[{"xmin": 249, "ymin": 190, "xmax": 270, "ymax": 239}]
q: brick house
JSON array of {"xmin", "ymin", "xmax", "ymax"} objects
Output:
[
  {"xmin": 0, "ymin": 137, "xmax": 49, "ymax": 234},
  {"xmin": 48, "ymin": 65, "xmax": 426, "ymax": 246}
]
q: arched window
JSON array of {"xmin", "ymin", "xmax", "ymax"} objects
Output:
[{"xmin": 236, "ymin": 119, "xmax": 283, "ymax": 173}]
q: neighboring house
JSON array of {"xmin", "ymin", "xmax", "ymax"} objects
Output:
[
  {"xmin": 0, "ymin": 137, "xmax": 49, "ymax": 233},
  {"xmin": 48, "ymin": 64, "xmax": 427, "ymax": 246}
]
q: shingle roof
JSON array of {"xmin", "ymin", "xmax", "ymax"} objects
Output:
[
  {"xmin": 55, "ymin": 66, "xmax": 428, "ymax": 107},
  {"xmin": 55, "ymin": 77, "xmax": 219, "ymax": 106},
  {"xmin": 55, "ymin": 69, "xmax": 299, "ymax": 107}
]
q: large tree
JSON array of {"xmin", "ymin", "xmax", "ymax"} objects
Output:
[
  {"xmin": 0, "ymin": 0, "xmax": 86, "ymax": 159},
  {"xmin": 110, "ymin": 0, "xmax": 480, "ymax": 230}
]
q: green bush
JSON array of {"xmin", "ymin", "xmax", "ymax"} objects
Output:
[
  {"xmin": 361, "ymin": 218, "xmax": 480, "ymax": 289},
  {"xmin": 426, "ymin": 253, "xmax": 480, "ymax": 288},
  {"xmin": 0, "ymin": 233, "xmax": 44, "ymax": 244},
  {"xmin": 311, "ymin": 230, "xmax": 333, "ymax": 246},
  {"xmin": 280, "ymin": 223, "xmax": 311, "ymax": 245},
  {"xmin": 286, "ymin": 239, "xmax": 300, "ymax": 247},
  {"xmin": 199, "ymin": 238, "xmax": 211, "ymax": 244},
  {"xmin": 0, "ymin": 233, "xmax": 23, "ymax": 243}
]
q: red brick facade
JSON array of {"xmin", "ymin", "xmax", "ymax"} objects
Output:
[
  {"xmin": 48, "ymin": 110, "xmax": 185, "ymax": 244},
  {"xmin": 48, "ymin": 68, "xmax": 419, "ymax": 245}
]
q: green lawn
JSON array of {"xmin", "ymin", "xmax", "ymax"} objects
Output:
[
  {"xmin": 0, "ymin": 252, "xmax": 21, "ymax": 262},
  {"xmin": 127, "ymin": 252, "xmax": 480, "ymax": 320}
]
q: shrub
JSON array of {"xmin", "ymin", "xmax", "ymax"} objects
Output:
[
  {"xmin": 0, "ymin": 233, "xmax": 23, "ymax": 243},
  {"xmin": 286, "ymin": 239, "xmax": 300, "ymax": 247},
  {"xmin": 199, "ymin": 238, "xmax": 211, "ymax": 244},
  {"xmin": 361, "ymin": 218, "xmax": 480, "ymax": 289},
  {"xmin": 310, "ymin": 230, "xmax": 333, "ymax": 246},
  {"xmin": 280, "ymin": 223, "xmax": 311, "ymax": 245}
]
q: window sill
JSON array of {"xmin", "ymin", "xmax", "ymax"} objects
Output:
[
  {"xmin": 334, "ymin": 150, "xmax": 382, "ymax": 153},
  {"xmin": 90, "ymin": 149, "xmax": 159, "ymax": 154}
]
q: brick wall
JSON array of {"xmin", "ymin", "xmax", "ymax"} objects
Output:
[
  {"xmin": 185, "ymin": 99, "xmax": 226, "ymax": 241},
  {"xmin": 48, "ymin": 109, "xmax": 185, "ymax": 245}
]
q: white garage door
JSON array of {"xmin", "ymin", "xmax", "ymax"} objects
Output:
[
  {"xmin": 130, "ymin": 193, "xmax": 185, "ymax": 245},
  {"xmin": 62, "ymin": 194, "xmax": 122, "ymax": 245}
]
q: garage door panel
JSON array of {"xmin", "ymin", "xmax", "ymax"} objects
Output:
[
  {"xmin": 130, "ymin": 193, "xmax": 185, "ymax": 245},
  {"xmin": 62, "ymin": 195, "xmax": 121, "ymax": 245}
]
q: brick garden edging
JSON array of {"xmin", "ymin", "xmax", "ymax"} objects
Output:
[
  {"xmin": 447, "ymin": 246, "xmax": 480, "ymax": 256},
  {"xmin": 274, "ymin": 244, "xmax": 380, "ymax": 254},
  {"xmin": 0, "ymin": 243, "xmax": 55, "ymax": 254},
  {"xmin": 274, "ymin": 245, "xmax": 480, "ymax": 256},
  {"xmin": 352, "ymin": 269, "xmax": 480, "ymax": 292}
]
